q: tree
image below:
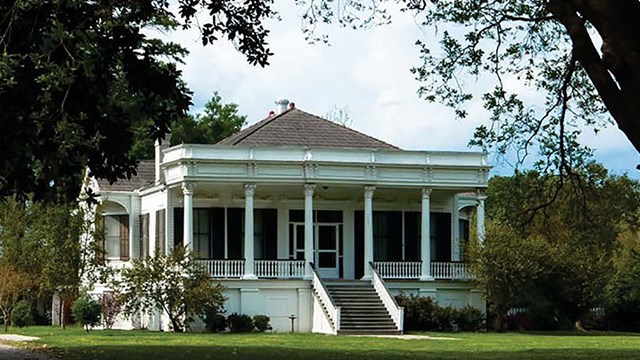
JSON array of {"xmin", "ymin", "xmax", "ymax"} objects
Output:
[
  {"xmin": 296, "ymin": 1, "xmax": 640, "ymax": 174},
  {"xmin": 0, "ymin": 199, "xmax": 107, "ymax": 329},
  {"xmin": 130, "ymin": 92, "xmax": 247, "ymax": 159},
  {"xmin": 117, "ymin": 248, "xmax": 225, "ymax": 332},
  {"xmin": 0, "ymin": 265, "xmax": 32, "ymax": 331},
  {"xmin": 471, "ymin": 165, "xmax": 640, "ymax": 330},
  {"xmin": 0, "ymin": 1, "xmax": 274, "ymax": 202}
]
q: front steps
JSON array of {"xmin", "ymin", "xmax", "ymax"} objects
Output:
[{"xmin": 325, "ymin": 281, "xmax": 401, "ymax": 335}]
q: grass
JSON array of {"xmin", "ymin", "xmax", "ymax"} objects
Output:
[{"xmin": 4, "ymin": 326, "xmax": 640, "ymax": 360}]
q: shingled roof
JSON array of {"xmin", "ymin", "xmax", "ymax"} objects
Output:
[
  {"xmin": 95, "ymin": 160, "xmax": 155, "ymax": 192},
  {"xmin": 217, "ymin": 108, "xmax": 399, "ymax": 150}
]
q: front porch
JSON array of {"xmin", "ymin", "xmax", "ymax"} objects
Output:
[{"xmin": 196, "ymin": 259, "xmax": 471, "ymax": 280}]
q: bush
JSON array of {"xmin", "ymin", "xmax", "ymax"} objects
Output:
[
  {"xmin": 227, "ymin": 313, "xmax": 254, "ymax": 333},
  {"xmin": 253, "ymin": 315, "xmax": 271, "ymax": 332},
  {"xmin": 11, "ymin": 300, "xmax": 32, "ymax": 328},
  {"xmin": 396, "ymin": 294, "xmax": 485, "ymax": 332},
  {"xmin": 454, "ymin": 306, "xmax": 485, "ymax": 331},
  {"xmin": 71, "ymin": 295, "xmax": 102, "ymax": 331},
  {"xmin": 204, "ymin": 310, "xmax": 227, "ymax": 333}
]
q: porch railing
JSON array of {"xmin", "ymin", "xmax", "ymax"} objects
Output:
[
  {"xmin": 373, "ymin": 261, "xmax": 422, "ymax": 279},
  {"xmin": 369, "ymin": 262, "xmax": 403, "ymax": 332},
  {"xmin": 372, "ymin": 261, "xmax": 472, "ymax": 280},
  {"xmin": 197, "ymin": 259, "xmax": 245, "ymax": 278},
  {"xmin": 255, "ymin": 260, "xmax": 305, "ymax": 278},
  {"xmin": 431, "ymin": 261, "xmax": 471, "ymax": 280}
]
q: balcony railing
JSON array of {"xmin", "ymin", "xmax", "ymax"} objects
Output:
[
  {"xmin": 255, "ymin": 260, "xmax": 305, "ymax": 278},
  {"xmin": 373, "ymin": 261, "xmax": 472, "ymax": 280},
  {"xmin": 197, "ymin": 259, "xmax": 245, "ymax": 278}
]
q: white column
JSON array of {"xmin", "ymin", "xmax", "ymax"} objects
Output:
[
  {"xmin": 243, "ymin": 184, "xmax": 257, "ymax": 279},
  {"xmin": 451, "ymin": 194, "xmax": 460, "ymax": 261},
  {"xmin": 182, "ymin": 183, "xmax": 195, "ymax": 252},
  {"xmin": 420, "ymin": 188, "xmax": 434, "ymax": 281},
  {"xmin": 477, "ymin": 189, "xmax": 486, "ymax": 244},
  {"xmin": 304, "ymin": 184, "xmax": 315, "ymax": 280},
  {"xmin": 362, "ymin": 186, "xmax": 375, "ymax": 280}
]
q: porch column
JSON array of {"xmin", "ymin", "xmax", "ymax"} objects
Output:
[
  {"xmin": 451, "ymin": 194, "xmax": 460, "ymax": 261},
  {"xmin": 182, "ymin": 182, "xmax": 195, "ymax": 252},
  {"xmin": 362, "ymin": 186, "xmax": 375, "ymax": 280},
  {"xmin": 476, "ymin": 189, "xmax": 486, "ymax": 244},
  {"xmin": 243, "ymin": 184, "xmax": 257, "ymax": 279},
  {"xmin": 303, "ymin": 184, "xmax": 315, "ymax": 280},
  {"xmin": 420, "ymin": 188, "xmax": 434, "ymax": 281}
]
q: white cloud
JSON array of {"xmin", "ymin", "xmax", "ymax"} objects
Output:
[{"xmin": 155, "ymin": 1, "xmax": 639, "ymax": 178}]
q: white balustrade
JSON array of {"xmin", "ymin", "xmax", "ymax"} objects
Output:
[
  {"xmin": 370, "ymin": 262, "xmax": 403, "ymax": 332},
  {"xmin": 310, "ymin": 263, "xmax": 340, "ymax": 334},
  {"xmin": 430, "ymin": 262, "xmax": 471, "ymax": 280},
  {"xmin": 373, "ymin": 261, "xmax": 422, "ymax": 279},
  {"xmin": 197, "ymin": 259, "xmax": 245, "ymax": 278},
  {"xmin": 373, "ymin": 261, "xmax": 471, "ymax": 280},
  {"xmin": 255, "ymin": 260, "xmax": 305, "ymax": 278}
]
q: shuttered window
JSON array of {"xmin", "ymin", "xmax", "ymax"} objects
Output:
[
  {"xmin": 104, "ymin": 215, "xmax": 129, "ymax": 261},
  {"xmin": 140, "ymin": 214, "xmax": 150, "ymax": 258},
  {"xmin": 156, "ymin": 209, "xmax": 166, "ymax": 256},
  {"xmin": 119, "ymin": 215, "xmax": 130, "ymax": 261}
]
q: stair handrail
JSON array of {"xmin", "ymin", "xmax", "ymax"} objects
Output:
[
  {"xmin": 369, "ymin": 261, "xmax": 404, "ymax": 332},
  {"xmin": 309, "ymin": 262, "xmax": 341, "ymax": 334}
]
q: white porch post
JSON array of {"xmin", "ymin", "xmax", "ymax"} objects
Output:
[
  {"xmin": 362, "ymin": 186, "xmax": 375, "ymax": 280},
  {"xmin": 476, "ymin": 189, "xmax": 486, "ymax": 244},
  {"xmin": 420, "ymin": 188, "xmax": 434, "ymax": 281},
  {"xmin": 182, "ymin": 183, "xmax": 195, "ymax": 252},
  {"xmin": 243, "ymin": 184, "xmax": 257, "ymax": 279},
  {"xmin": 451, "ymin": 194, "xmax": 460, "ymax": 261},
  {"xmin": 303, "ymin": 184, "xmax": 315, "ymax": 280}
]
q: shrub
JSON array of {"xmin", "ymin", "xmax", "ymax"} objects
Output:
[
  {"xmin": 396, "ymin": 293, "xmax": 485, "ymax": 332},
  {"xmin": 454, "ymin": 306, "xmax": 485, "ymax": 331},
  {"xmin": 253, "ymin": 315, "xmax": 271, "ymax": 332},
  {"xmin": 100, "ymin": 292, "xmax": 121, "ymax": 330},
  {"xmin": 227, "ymin": 313, "xmax": 254, "ymax": 333},
  {"xmin": 204, "ymin": 311, "xmax": 227, "ymax": 333},
  {"xmin": 11, "ymin": 300, "xmax": 32, "ymax": 328},
  {"xmin": 71, "ymin": 295, "xmax": 102, "ymax": 332}
]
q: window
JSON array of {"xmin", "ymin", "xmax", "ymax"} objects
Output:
[
  {"xmin": 155, "ymin": 209, "xmax": 166, "ymax": 256},
  {"xmin": 140, "ymin": 214, "xmax": 149, "ymax": 258},
  {"xmin": 104, "ymin": 215, "xmax": 129, "ymax": 260}
]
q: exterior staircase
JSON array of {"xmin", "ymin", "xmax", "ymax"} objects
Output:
[{"xmin": 325, "ymin": 281, "xmax": 401, "ymax": 335}]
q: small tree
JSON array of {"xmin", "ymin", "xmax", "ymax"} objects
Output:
[
  {"xmin": 118, "ymin": 248, "xmax": 226, "ymax": 332},
  {"xmin": 0, "ymin": 265, "xmax": 32, "ymax": 331},
  {"xmin": 71, "ymin": 295, "xmax": 102, "ymax": 332},
  {"xmin": 100, "ymin": 292, "xmax": 122, "ymax": 330}
]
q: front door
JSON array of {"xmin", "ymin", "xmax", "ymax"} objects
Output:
[{"xmin": 315, "ymin": 224, "xmax": 340, "ymax": 278}]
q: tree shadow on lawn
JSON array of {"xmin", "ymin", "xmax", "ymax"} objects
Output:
[{"xmin": 51, "ymin": 345, "xmax": 640, "ymax": 360}]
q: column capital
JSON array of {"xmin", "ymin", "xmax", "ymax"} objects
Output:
[
  {"xmin": 476, "ymin": 188, "xmax": 487, "ymax": 201},
  {"xmin": 364, "ymin": 186, "xmax": 375, "ymax": 199},
  {"xmin": 304, "ymin": 184, "xmax": 316, "ymax": 197},
  {"xmin": 182, "ymin": 182, "xmax": 195, "ymax": 195},
  {"xmin": 422, "ymin": 188, "xmax": 432, "ymax": 199},
  {"xmin": 244, "ymin": 183, "xmax": 257, "ymax": 197}
]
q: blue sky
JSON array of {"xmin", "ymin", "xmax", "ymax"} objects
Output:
[{"xmin": 160, "ymin": 1, "xmax": 639, "ymax": 179}]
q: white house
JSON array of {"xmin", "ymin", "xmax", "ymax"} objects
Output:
[{"xmin": 89, "ymin": 99, "xmax": 490, "ymax": 334}]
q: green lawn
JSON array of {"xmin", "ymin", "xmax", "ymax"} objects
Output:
[{"xmin": 5, "ymin": 326, "xmax": 640, "ymax": 360}]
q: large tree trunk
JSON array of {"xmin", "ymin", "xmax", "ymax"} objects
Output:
[{"xmin": 548, "ymin": 0, "xmax": 640, "ymax": 154}]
